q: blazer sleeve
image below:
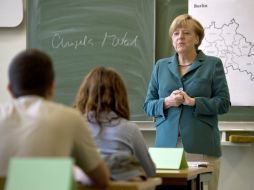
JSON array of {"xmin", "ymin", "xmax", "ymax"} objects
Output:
[
  {"xmin": 194, "ymin": 58, "xmax": 231, "ymax": 115},
  {"xmin": 143, "ymin": 62, "xmax": 166, "ymax": 118}
]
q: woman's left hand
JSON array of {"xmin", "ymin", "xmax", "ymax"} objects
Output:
[{"xmin": 179, "ymin": 91, "xmax": 196, "ymax": 106}]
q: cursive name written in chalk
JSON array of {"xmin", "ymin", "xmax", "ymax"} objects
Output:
[
  {"xmin": 101, "ymin": 32, "xmax": 138, "ymax": 47},
  {"xmin": 51, "ymin": 33, "xmax": 94, "ymax": 49},
  {"xmin": 51, "ymin": 32, "xmax": 138, "ymax": 49}
]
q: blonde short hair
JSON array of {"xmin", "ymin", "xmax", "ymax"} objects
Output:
[{"xmin": 169, "ymin": 14, "xmax": 204, "ymax": 49}]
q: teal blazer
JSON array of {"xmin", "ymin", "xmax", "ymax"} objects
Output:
[{"xmin": 143, "ymin": 50, "xmax": 231, "ymax": 157}]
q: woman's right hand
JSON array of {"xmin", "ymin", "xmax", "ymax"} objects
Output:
[{"xmin": 163, "ymin": 90, "xmax": 184, "ymax": 109}]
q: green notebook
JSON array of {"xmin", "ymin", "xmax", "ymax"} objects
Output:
[
  {"xmin": 149, "ymin": 148, "xmax": 188, "ymax": 170},
  {"xmin": 5, "ymin": 158, "xmax": 76, "ymax": 190}
]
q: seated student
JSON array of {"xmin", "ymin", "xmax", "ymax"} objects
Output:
[
  {"xmin": 0, "ymin": 49, "xmax": 109, "ymax": 188},
  {"xmin": 74, "ymin": 66, "xmax": 156, "ymax": 180}
]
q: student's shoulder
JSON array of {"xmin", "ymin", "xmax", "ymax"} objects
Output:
[
  {"xmin": 47, "ymin": 102, "xmax": 88, "ymax": 130},
  {"xmin": 47, "ymin": 101, "xmax": 83, "ymax": 119},
  {"xmin": 120, "ymin": 118, "xmax": 141, "ymax": 133},
  {"xmin": 0, "ymin": 101, "xmax": 15, "ymax": 116}
]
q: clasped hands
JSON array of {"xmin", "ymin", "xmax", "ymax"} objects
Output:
[{"xmin": 163, "ymin": 89, "xmax": 195, "ymax": 109}]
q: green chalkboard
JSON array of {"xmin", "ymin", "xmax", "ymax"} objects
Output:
[{"xmin": 27, "ymin": 0, "xmax": 155, "ymax": 121}]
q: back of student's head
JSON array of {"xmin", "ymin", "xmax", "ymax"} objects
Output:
[
  {"xmin": 74, "ymin": 66, "xmax": 130, "ymax": 121},
  {"xmin": 8, "ymin": 49, "xmax": 54, "ymax": 98}
]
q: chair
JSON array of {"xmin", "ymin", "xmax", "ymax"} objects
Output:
[
  {"xmin": 4, "ymin": 158, "xmax": 76, "ymax": 190},
  {"xmin": 0, "ymin": 177, "xmax": 6, "ymax": 190}
]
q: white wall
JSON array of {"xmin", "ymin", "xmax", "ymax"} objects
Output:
[
  {"xmin": 0, "ymin": 0, "xmax": 26, "ymax": 103},
  {"xmin": 219, "ymin": 145, "xmax": 254, "ymax": 190}
]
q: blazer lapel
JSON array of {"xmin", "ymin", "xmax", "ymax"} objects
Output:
[
  {"xmin": 186, "ymin": 50, "xmax": 206, "ymax": 73},
  {"xmin": 167, "ymin": 50, "xmax": 206, "ymax": 77},
  {"xmin": 167, "ymin": 54, "xmax": 181, "ymax": 79}
]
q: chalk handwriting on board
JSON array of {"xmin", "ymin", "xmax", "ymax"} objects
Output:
[
  {"xmin": 51, "ymin": 32, "xmax": 138, "ymax": 49},
  {"xmin": 101, "ymin": 32, "xmax": 138, "ymax": 47}
]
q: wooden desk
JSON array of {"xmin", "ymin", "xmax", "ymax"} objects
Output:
[
  {"xmin": 76, "ymin": 177, "xmax": 161, "ymax": 190},
  {"xmin": 78, "ymin": 177, "xmax": 162, "ymax": 190},
  {"xmin": 0, "ymin": 177, "xmax": 161, "ymax": 190},
  {"xmin": 155, "ymin": 167, "xmax": 213, "ymax": 190}
]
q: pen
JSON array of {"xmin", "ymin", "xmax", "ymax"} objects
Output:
[{"xmin": 198, "ymin": 164, "xmax": 208, "ymax": 168}]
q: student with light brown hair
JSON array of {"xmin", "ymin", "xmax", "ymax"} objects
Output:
[{"xmin": 74, "ymin": 66, "xmax": 155, "ymax": 180}]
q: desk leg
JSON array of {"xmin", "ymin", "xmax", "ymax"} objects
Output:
[
  {"xmin": 198, "ymin": 172, "xmax": 212, "ymax": 190},
  {"xmin": 156, "ymin": 177, "xmax": 201, "ymax": 190},
  {"xmin": 156, "ymin": 180, "xmax": 195, "ymax": 190},
  {"xmin": 188, "ymin": 178, "xmax": 198, "ymax": 190},
  {"xmin": 196, "ymin": 174, "xmax": 201, "ymax": 190}
]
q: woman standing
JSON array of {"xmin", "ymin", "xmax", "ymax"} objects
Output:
[{"xmin": 144, "ymin": 14, "xmax": 231, "ymax": 190}]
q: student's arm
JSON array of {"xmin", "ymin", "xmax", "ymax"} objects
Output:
[
  {"xmin": 131, "ymin": 126, "xmax": 156, "ymax": 177},
  {"xmin": 85, "ymin": 160, "xmax": 110, "ymax": 188},
  {"xmin": 72, "ymin": 116, "xmax": 110, "ymax": 187}
]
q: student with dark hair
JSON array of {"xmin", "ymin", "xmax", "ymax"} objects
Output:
[
  {"xmin": 74, "ymin": 66, "xmax": 156, "ymax": 180},
  {"xmin": 0, "ymin": 49, "xmax": 109, "ymax": 188}
]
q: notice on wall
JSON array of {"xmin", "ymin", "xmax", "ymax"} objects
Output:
[{"xmin": 0, "ymin": 0, "xmax": 23, "ymax": 27}]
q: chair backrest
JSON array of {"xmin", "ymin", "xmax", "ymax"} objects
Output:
[
  {"xmin": 4, "ymin": 158, "xmax": 76, "ymax": 190},
  {"xmin": 0, "ymin": 177, "xmax": 6, "ymax": 190}
]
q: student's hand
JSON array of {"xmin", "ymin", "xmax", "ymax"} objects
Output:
[
  {"xmin": 179, "ymin": 91, "xmax": 196, "ymax": 106},
  {"xmin": 85, "ymin": 160, "xmax": 110, "ymax": 188},
  {"xmin": 164, "ymin": 90, "xmax": 184, "ymax": 109}
]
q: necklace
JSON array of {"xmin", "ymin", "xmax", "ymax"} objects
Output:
[{"xmin": 178, "ymin": 63, "xmax": 193, "ymax": 67}]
